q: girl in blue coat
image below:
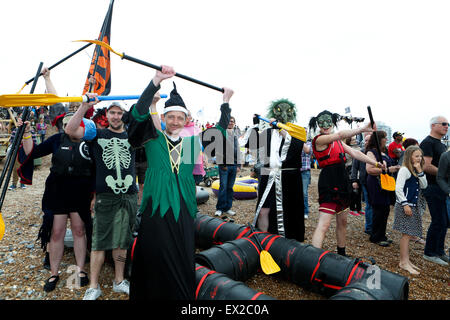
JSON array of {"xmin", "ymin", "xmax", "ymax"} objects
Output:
[{"xmin": 393, "ymin": 146, "xmax": 428, "ymax": 274}]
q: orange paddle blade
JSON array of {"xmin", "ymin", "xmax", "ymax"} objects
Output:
[
  {"xmin": 0, "ymin": 212, "xmax": 5, "ymax": 241},
  {"xmin": 380, "ymin": 173, "xmax": 396, "ymax": 191}
]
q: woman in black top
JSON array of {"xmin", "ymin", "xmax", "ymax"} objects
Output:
[{"xmin": 17, "ymin": 116, "xmax": 94, "ymax": 292}]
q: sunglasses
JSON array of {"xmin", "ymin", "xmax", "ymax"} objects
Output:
[{"xmin": 433, "ymin": 122, "xmax": 449, "ymax": 126}]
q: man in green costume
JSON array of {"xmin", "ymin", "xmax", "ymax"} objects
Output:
[{"xmin": 127, "ymin": 65, "xmax": 234, "ymax": 300}]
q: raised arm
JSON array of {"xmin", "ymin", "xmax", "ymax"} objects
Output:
[
  {"xmin": 315, "ymin": 122, "xmax": 374, "ymax": 149},
  {"xmin": 215, "ymin": 87, "xmax": 234, "ymax": 133},
  {"xmin": 16, "ymin": 118, "xmax": 33, "ymax": 155},
  {"xmin": 65, "ymin": 93, "xmax": 99, "ymax": 139},
  {"xmin": 133, "ymin": 65, "xmax": 175, "ymax": 131},
  {"xmin": 42, "ymin": 67, "xmax": 57, "ymax": 95}
]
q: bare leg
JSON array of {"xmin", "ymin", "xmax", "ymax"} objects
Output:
[
  {"xmin": 399, "ymin": 234, "xmax": 419, "ymax": 274},
  {"xmin": 69, "ymin": 212, "xmax": 87, "ymax": 274},
  {"xmin": 48, "ymin": 214, "xmax": 68, "ymax": 278},
  {"xmin": 312, "ymin": 212, "xmax": 333, "ymax": 248},
  {"xmin": 256, "ymin": 208, "xmax": 270, "ymax": 231},
  {"xmin": 89, "ymin": 250, "xmax": 105, "ymax": 288},
  {"xmin": 336, "ymin": 211, "xmax": 348, "ymax": 248},
  {"xmin": 112, "ymin": 248, "xmax": 127, "ymax": 284}
]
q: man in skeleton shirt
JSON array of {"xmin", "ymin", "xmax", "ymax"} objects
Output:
[{"xmin": 65, "ymin": 96, "xmax": 137, "ymax": 300}]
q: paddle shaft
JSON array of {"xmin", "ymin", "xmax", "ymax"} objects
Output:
[
  {"xmin": 24, "ymin": 43, "xmax": 92, "ymax": 85},
  {"xmin": 367, "ymin": 106, "xmax": 386, "ymax": 172},
  {"xmin": 121, "ymin": 53, "xmax": 225, "ymax": 93},
  {"xmin": 248, "ymin": 224, "xmax": 265, "ymax": 253},
  {"xmin": 0, "ymin": 62, "xmax": 43, "ymax": 211},
  {"xmin": 257, "ymin": 115, "xmax": 278, "ymax": 127}
]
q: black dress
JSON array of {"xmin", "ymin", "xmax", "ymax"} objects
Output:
[
  {"xmin": 18, "ymin": 133, "xmax": 94, "ymax": 251},
  {"xmin": 245, "ymin": 127, "xmax": 305, "ymax": 242}
]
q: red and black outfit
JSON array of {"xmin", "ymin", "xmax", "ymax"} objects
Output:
[{"xmin": 312, "ymin": 134, "xmax": 351, "ymax": 214}]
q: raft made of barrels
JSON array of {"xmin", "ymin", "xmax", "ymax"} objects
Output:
[
  {"xmin": 194, "ymin": 213, "xmax": 251, "ymax": 249},
  {"xmin": 256, "ymin": 232, "xmax": 409, "ymax": 300},
  {"xmin": 329, "ymin": 280, "xmax": 395, "ymax": 300},
  {"xmin": 195, "ymin": 237, "xmax": 261, "ymax": 282},
  {"xmin": 193, "ymin": 214, "xmax": 409, "ymax": 300},
  {"xmin": 195, "ymin": 264, "xmax": 275, "ymax": 300}
]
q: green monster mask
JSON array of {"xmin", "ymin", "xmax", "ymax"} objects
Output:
[
  {"xmin": 266, "ymin": 99, "xmax": 297, "ymax": 124},
  {"xmin": 317, "ymin": 114, "xmax": 333, "ymax": 129}
]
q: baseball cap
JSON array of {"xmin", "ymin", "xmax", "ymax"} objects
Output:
[
  {"xmin": 107, "ymin": 101, "xmax": 126, "ymax": 112},
  {"xmin": 393, "ymin": 131, "xmax": 404, "ymax": 138}
]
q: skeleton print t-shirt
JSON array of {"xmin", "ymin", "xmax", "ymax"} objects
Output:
[{"xmin": 89, "ymin": 129, "xmax": 137, "ymax": 195}]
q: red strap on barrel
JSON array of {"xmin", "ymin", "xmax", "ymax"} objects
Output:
[
  {"xmin": 264, "ymin": 235, "xmax": 281, "ymax": 251},
  {"xmin": 251, "ymin": 292, "xmax": 263, "ymax": 300},
  {"xmin": 260, "ymin": 234, "xmax": 272, "ymax": 245},
  {"xmin": 345, "ymin": 261, "xmax": 362, "ymax": 286},
  {"xmin": 212, "ymin": 222, "xmax": 227, "ymax": 240},
  {"xmin": 242, "ymin": 237, "xmax": 260, "ymax": 254},
  {"xmin": 195, "ymin": 270, "xmax": 216, "ymax": 300},
  {"xmin": 236, "ymin": 227, "xmax": 251, "ymax": 239},
  {"xmin": 310, "ymin": 250, "xmax": 330, "ymax": 283}
]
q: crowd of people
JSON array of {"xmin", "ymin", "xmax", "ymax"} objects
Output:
[{"xmin": 5, "ymin": 63, "xmax": 449, "ymax": 300}]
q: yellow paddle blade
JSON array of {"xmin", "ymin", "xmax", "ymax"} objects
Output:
[
  {"xmin": 0, "ymin": 94, "xmax": 84, "ymax": 107},
  {"xmin": 74, "ymin": 39, "xmax": 124, "ymax": 58},
  {"xmin": 0, "ymin": 212, "xmax": 5, "ymax": 241},
  {"xmin": 260, "ymin": 250, "xmax": 280, "ymax": 275},
  {"xmin": 277, "ymin": 122, "xmax": 307, "ymax": 142},
  {"xmin": 380, "ymin": 174, "xmax": 396, "ymax": 191}
]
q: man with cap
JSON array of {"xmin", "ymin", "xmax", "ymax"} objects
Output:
[
  {"xmin": 388, "ymin": 131, "xmax": 405, "ymax": 164},
  {"xmin": 127, "ymin": 65, "xmax": 234, "ymax": 300},
  {"xmin": 65, "ymin": 97, "xmax": 138, "ymax": 300}
]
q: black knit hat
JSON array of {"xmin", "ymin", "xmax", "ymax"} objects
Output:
[{"xmin": 164, "ymin": 82, "xmax": 188, "ymax": 115}]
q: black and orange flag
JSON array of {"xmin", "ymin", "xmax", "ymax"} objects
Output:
[{"xmin": 82, "ymin": 0, "xmax": 114, "ymax": 118}]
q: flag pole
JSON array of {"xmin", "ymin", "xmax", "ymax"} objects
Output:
[{"xmin": 89, "ymin": 0, "xmax": 114, "ymax": 93}]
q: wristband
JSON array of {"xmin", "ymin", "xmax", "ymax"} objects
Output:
[
  {"xmin": 375, "ymin": 162, "xmax": 379, "ymax": 168},
  {"xmin": 150, "ymin": 112, "xmax": 158, "ymax": 115},
  {"xmin": 23, "ymin": 135, "xmax": 32, "ymax": 140}
]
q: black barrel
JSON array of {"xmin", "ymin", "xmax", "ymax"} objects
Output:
[
  {"xmin": 258, "ymin": 233, "xmax": 409, "ymax": 299},
  {"xmin": 195, "ymin": 237, "xmax": 260, "ymax": 282},
  {"xmin": 329, "ymin": 280, "xmax": 395, "ymax": 300},
  {"xmin": 195, "ymin": 264, "xmax": 275, "ymax": 300},
  {"xmin": 194, "ymin": 214, "xmax": 251, "ymax": 249}
]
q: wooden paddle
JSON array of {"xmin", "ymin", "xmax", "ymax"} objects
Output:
[
  {"xmin": 248, "ymin": 224, "xmax": 280, "ymax": 275},
  {"xmin": 257, "ymin": 115, "xmax": 307, "ymax": 142},
  {"xmin": 367, "ymin": 106, "xmax": 396, "ymax": 191},
  {"xmin": 74, "ymin": 40, "xmax": 225, "ymax": 93}
]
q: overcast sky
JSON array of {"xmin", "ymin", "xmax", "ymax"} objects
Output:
[{"xmin": 0, "ymin": 0, "xmax": 449, "ymax": 142}]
